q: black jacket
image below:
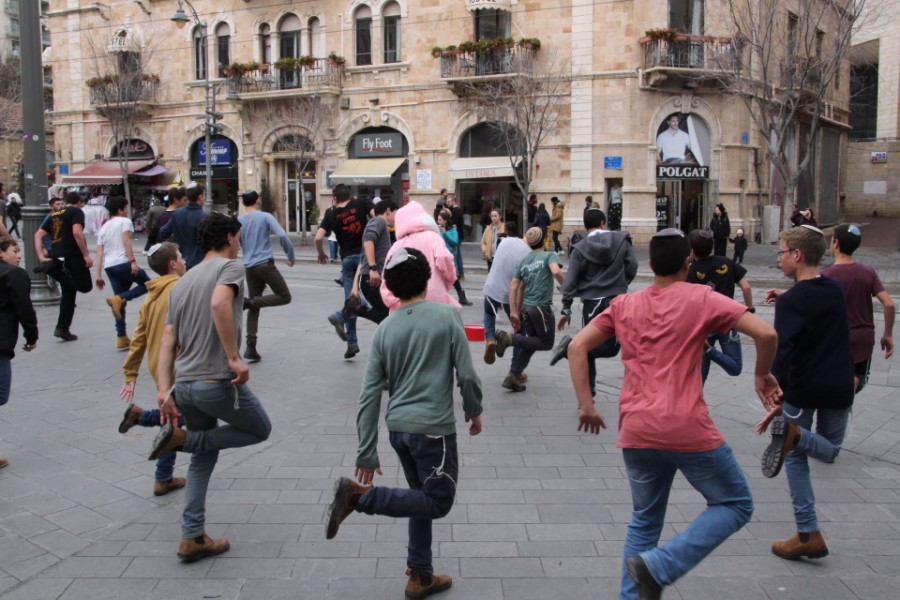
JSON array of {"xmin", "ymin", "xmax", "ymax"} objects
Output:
[
  {"xmin": 0, "ymin": 262, "xmax": 38, "ymax": 358},
  {"xmin": 560, "ymin": 230, "xmax": 638, "ymax": 309}
]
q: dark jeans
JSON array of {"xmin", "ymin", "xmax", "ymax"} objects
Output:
[
  {"xmin": 582, "ymin": 297, "xmax": 620, "ymax": 395},
  {"xmin": 701, "ymin": 330, "xmax": 742, "ymax": 383},
  {"xmin": 510, "ymin": 305, "xmax": 556, "ymax": 375},
  {"xmin": 483, "ymin": 296, "xmax": 521, "ymax": 363},
  {"xmin": 245, "ymin": 259, "xmax": 292, "ymax": 344},
  {"xmin": 137, "ymin": 408, "xmax": 183, "ymax": 482},
  {"xmin": 552, "ymin": 231, "xmax": 562, "ymax": 253},
  {"xmin": 48, "ymin": 255, "xmax": 93, "ymax": 331},
  {"xmin": 0, "ymin": 356, "xmax": 10, "ymax": 406},
  {"xmin": 8, "ymin": 218, "xmax": 19, "ymax": 238},
  {"xmin": 105, "ymin": 262, "xmax": 151, "ymax": 337},
  {"xmin": 358, "ymin": 273, "xmax": 389, "ymax": 324},
  {"xmin": 713, "ymin": 239, "xmax": 727, "ymax": 256},
  {"xmin": 356, "ymin": 432, "xmax": 458, "ymax": 575}
]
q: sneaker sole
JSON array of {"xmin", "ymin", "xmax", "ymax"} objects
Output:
[
  {"xmin": 772, "ymin": 546, "xmax": 829, "ymax": 560},
  {"xmin": 762, "ymin": 417, "xmax": 791, "ymax": 478},
  {"xmin": 149, "ymin": 424, "xmax": 174, "ymax": 461},
  {"xmin": 118, "ymin": 404, "xmax": 137, "ymax": 434},
  {"xmin": 325, "ymin": 477, "xmax": 351, "ymax": 540},
  {"xmin": 328, "ymin": 315, "xmax": 348, "ymax": 342},
  {"xmin": 177, "ymin": 543, "xmax": 229, "ymax": 563},
  {"xmin": 549, "ymin": 335, "xmax": 571, "ymax": 366},
  {"xmin": 405, "ymin": 580, "xmax": 453, "ymax": 600}
]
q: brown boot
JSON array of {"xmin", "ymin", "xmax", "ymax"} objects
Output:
[
  {"xmin": 118, "ymin": 403, "xmax": 142, "ymax": 434},
  {"xmin": 772, "ymin": 531, "xmax": 829, "ymax": 560},
  {"xmin": 117, "ymin": 335, "xmax": 131, "ymax": 351},
  {"xmin": 761, "ymin": 416, "xmax": 801, "ymax": 478},
  {"xmin": 0, "ymin": 456, "xmax": 8, "ymax": 469},
  {"xmin": 483, "ymin": 338, "xmax": 497, "ymax": 364},
  {"xmin": 405, "ymin": 568, "xmax": 452, "ymax": 600},
  {"xmin": 325, "ymin": 477, "xmax": 370, "ymax": 539},
  {"xmin": 148, "ymin": 424, "xmax": 187, "ymax": 460},
  {"xmin": 177, "ymin": 533, "xmax": 230, "ymax": 563},
  {"xmin": 153, "ymin": 477, "xmax": 186, "ymax": 497},
  {"xmin": 107, "ymin": 295, "xmax": 127, "ymax": 321}
]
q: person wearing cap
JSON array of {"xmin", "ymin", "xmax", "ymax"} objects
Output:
[
  {"xmin": 325, "ymin": 246, "xmax": 483, "ymax": 600},
  {"xmin": 548, "ymin": 196, "xmax": 565, "ymax": 254},
  {"xmin": 821, "ymin": 224, "xmax": 894, "ymax": 393},
  {"xmin": 568, "ymin": 228, "xmax": 780, "ymax": 600},
  {"xmin": 493, "ymin": 227, "xmax": 564, "ymax": 392},
  {"xmin": 238, "ymin": 190, "xmax": 295, "ymax": 363},
  {"xmin": 159, "ymin": 184, "xmax": 208, "ymax": 269},
  {"xmin": 761, "ymin": 225, "xmax": 854, "ymax": 561}
]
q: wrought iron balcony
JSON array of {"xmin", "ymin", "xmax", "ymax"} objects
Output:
[
  {"xmin": 227, "ymin": 58, "xmax": 343, "ymax": 99},
  {"xmin": 88, "ymin": 79, "xmax": 157, "ymax": 107},
  {"xmin": 641, "ymin": 35, "xmax": 741, "ymax": 72},
  {"xmin": 439, "ymin": 45, "xmax": 536, "ymax": 80}
]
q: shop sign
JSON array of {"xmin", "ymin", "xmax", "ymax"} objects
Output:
[
  {"xmin": 197, "ymin": 140, "xmax": 233, "ymax": 166},
  {"xmin": 191, "ymin": 164, "xmax": 238, "ymax": 179},
  {"xmin": 604, "ymin": 156, "xmax": 623, "ymax": 170},
  {"xmin": 870, "ymin": 152, "xmax": 887, "ymax": 164},
  {"xmin": 111, "ymin": 138, "xmax": 155, "ymax": 159},
  {"xmin": 656, "ymin": 165, "xmax": 709, "ymax": 179},
  {"xmin": 353, "ymin": 133, "xmax": 403, "ymax": 158}
]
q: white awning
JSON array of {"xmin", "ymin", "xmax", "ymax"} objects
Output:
[
  {"xmin": 449, "ymin": 156, "xmax": 522, "ymax": 179},
  {"xmin": 466, "ymin": 0, "xmax": 512, "ymax": 12},
  {"xmin": 329, "ymin": 158, "xmax": 406, "ymax": 186}
]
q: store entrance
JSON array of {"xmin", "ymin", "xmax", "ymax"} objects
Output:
[
  {"xmin": 655, "ymin": 179, "xmax": 717, "ymax": 232},
  {"xmin": 457, "ymin": 179, "xmax": 523, "ymax": 241}
]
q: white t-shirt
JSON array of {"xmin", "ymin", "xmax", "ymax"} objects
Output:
[
  {"xmin": 657, "ymin": 128, "xmax": 692, "ymax": 162},
  {"xmin": 97, "ymin": 215, "xmax": 134, "ymax": 268}
]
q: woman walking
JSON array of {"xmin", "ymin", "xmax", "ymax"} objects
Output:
[
  {"xmin": 438, "ymin": 209, "xmax": 472, "ymax": 305},
  {"xmin": 480, "ymin": 209, "xmax": 506, "ymax": 271}
]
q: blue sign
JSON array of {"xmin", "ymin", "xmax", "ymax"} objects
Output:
[
  {"xmin": 604, "ymin": 156, "xmax": 623, "ymax": 170},
  {"xmin": 59, "ymin": 164, "xmax": 69, "ymax": 175},
  {"xmin": 741, "ymin": 132, "xmax": 749, "ymax": 145},
  {"xmin": 197, "ymin": 140, "xmax": 233, "ymax": 166}
]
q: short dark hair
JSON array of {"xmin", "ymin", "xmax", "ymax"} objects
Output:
[
  {"xmin": 186, "ymin": 185, "xmax": 205, "ymax": 204},
  {"xmin": 0, "ymin": 236, "xmax": 18, "ymax": 253},
  {"xmin": 198, "ymin": 212, "xmax": 241, "ymax": 254},
  {"xmin": 688, "ymin": 229, "xmax": 714, "ymax": 258},
  {"xmin": 332, "ymin": 183, "xmax": 350, "ymax": 202},
  {"xmin": 384, "ymin": 247, "xmax": 431, "ymax": 300},
  {"xmin": 583, "ymin": 208, "xmax": 606, "ymax": 229},
  {"xmin": 171, "ymin": 186, "xmax": 187, "ymax": 201},
  {"xmin": 241, "ymin": 190, "xmax": 260, "ymax": 207},
  {"xmin": 65, "ymin": 191, "xmax": 83, "ymax": 205},
  {"xmin": 832, "ymin": 224, "xmax": 862, "ymax": 255},
  {"xmin": 505, "ymin": 221, "xmax": 519, "ymax": 238},
  {"xmin": 374, "ymin": 200, "xmax": 396, "ymax": 216},
  {"xmin": 147, "ymin": 241, "xmax": 180, "ymax": 276},
  {"xmin": 650, "ymin": 230, "xmax": 690, "ymax": 276},
  {"xmin": 105, "ymin": 196, "xmax": 128, "ymax": 215},
  {"xmin": 440, "ymin": 188, "xmax": 447, "ymax": 195}
]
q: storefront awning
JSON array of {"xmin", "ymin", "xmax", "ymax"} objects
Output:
[
  {"xmin": 466, "ymin": 0, "xmax": 512, "ymax": 12},
  {"xmin": 449, "ymin": 156, "xmax": 522, "ymax": 179},
  {"xmin": 132, "ymin": 164, "xmax": 168, "ymax": 178},
  {"xmin": 61, "ymin": 160, "xmax": 155, "ymax": 185},
  {"xmin": 330, "ymin": 158, "xmax": 406, "ymax": 186}
]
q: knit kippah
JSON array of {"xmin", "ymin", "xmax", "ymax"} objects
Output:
[{"xmin": 525, "ymin": 227, "xmax": 544, "ymax": 248}]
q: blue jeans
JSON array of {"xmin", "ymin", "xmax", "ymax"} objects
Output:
[
  {"xmin": 137, "ymin": 408, "xmax": 183, "ymax": 482},
  {"xmin": 0, "ymin": 357, "xmax": 10, "ymax": 406},
  {"xmin": 356, "ymin": 432, "xmax": 458, "ymax": 575},
  {"xmin": 175, "ymin": 380, "xmax": 272, "ymax": 538},
  {"xmin": 620, "ymin": 443, "xmax": 753, "ymax": 599},
  {"xmin": 330, "ymin": 253, "xmax": 361, "ymax": 347},
  {"xmin": 454, "ymin": 245, "xmax": 464, "ymax": 278},
  {"xmin": 329, "ymin": 240, "xmax": 338, "ymax": 261},
  {"xmin": 783, "ymin": 402, "xmax": 850, "ymax": 533},
  {"xmin": 483, "ymin": 296, "xmax": 521, "ymax": 362},
  {"xmin": 105, "ymin": 262, "xmax": 150, "ymax": 337},
  {"xmin": 701, "ymin": 329, "xmax": 742, "ymax": 383}
]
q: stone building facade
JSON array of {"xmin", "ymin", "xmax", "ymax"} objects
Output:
[{"xmin": 46, "ymin": 0, "xmax": 852, "ymax": 243}]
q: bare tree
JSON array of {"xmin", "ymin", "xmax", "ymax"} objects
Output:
[
  {"xmin": 721, "ymin": 0, "xmax": 868, "ymax": 225},
  {"xmin": 462, "ymin": 48, "xmax": 568, "ymax": 224},
  {"xmin": 84, "ymin": 25, "xmax": 160, "ymax": 214},
  {"xmin": 0, "ymin": 54, "xmax": 23, "ymax": 144}
]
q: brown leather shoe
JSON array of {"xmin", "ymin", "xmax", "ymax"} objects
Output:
[
  {"xmin": 762, "ymin": 416, "xmax": 801, "ymax": 478},
  {"xmin": 117, "ymin": 335, "xmax": 131, "ymax": 351},
  {"xmin": 483, "ymin": 338, "xmax": 496, "ymax": 364},
  {"xmin": 177, "ymin": 533, "xmax": 230, "ymax": 563},
  {"xmin": 153, "ymin": 477, "xmax": 186, "ymax": 497},
  {"xmin": 107, "ymin": 295, "xmax": 127, "ymax": 321},
  {"xmin": 405, "ymin": 568, "xmax": 452, "ymax": 600},
  {"xmin": 118, "ymin": 403, "xmax": 142, "ymax": 434},
  {"xmin": 0, "ymin": 456, "xmax": 8, "ymax": 469},
  {"xmin": 325, "ymin": 477, "xmax": 370, "ymax": 539},
  {"xmin": 148, "ymin": 424, "xmax": 187, "ymax": 460},
  {"xmin": 772, "ymin": 531, "xmax": 829, "ymax": 560},
  {"xmin": 502, "ymin": 373, "xmax": 526, "ymax": 392}
]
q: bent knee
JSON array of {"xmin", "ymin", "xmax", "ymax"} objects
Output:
[{"xmin": 431, "ymin": 497, "xmax": 456, "ymax": 520}]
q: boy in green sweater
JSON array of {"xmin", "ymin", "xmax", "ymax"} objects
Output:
[{"xmin": 326, "ymin": 247, "xmax": 484, "ymax": 600}]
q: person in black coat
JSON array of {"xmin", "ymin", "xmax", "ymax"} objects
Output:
[
  {"xmin": 709, "ymin": 203, "xmax": 730, "ymax": 256},
  {"xmin": 533, "ymin": 203, "xmax": 551, "ymax": 241}
]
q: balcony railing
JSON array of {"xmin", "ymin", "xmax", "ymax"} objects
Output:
[
  {"xmin": 89, "ymin": 79, "xmax": 157, "ymax": 106},
  {"xmin": 780, "ymin": 58, "xmax": 823, "ymax": 90},
  {"xmin": 227, "ymin": 58, "xmax": 342, "ymax": 96},
  {"xmin": 439, "ymin": 45, "xmax": 536, "ymax": 79},
  {"xmin": 641, "ymin": 36, "xmax": 741, "ymax": 72},
  {"xmin": 5, "ymin": 0, "xmax": 18, "ymax": 15}
]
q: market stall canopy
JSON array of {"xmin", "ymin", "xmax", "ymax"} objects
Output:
[
  {"xmin": 61, "ymin": 160, "xmax": 156, "ymax": 185},
  {"xmin": 329, "ymin": 158, "xmax": 406, "ymax": 186},
  {"xmin": 449, "ymin": 156, "xmax": 522, "ymax": 179},
  {"xmin": 131, "ymin": 164, "xmax": 168, "ymax": 178},
  {"xmin": 466, "ymin": 0, "xmax": 512, "ymax": 11}
]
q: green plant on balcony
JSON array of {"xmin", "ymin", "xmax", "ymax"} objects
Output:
[
  {"xmin": 86, "ymin": 76, "xmax": 102, "ymax": 88},
  {"xmin": 274, "ymin": 57, "xmax": 299, "ymax": 70},
  {"xmin": 458, "ymin": 40, "xmax": 477, "ymax": 53},
  {"xmin": 431, "ymin": 45, "xmax": 443, "ymax": 58},
  {"xmin": 298, "ymin": 55, "xmax": 317, "ymax": 68},
  {"xmin": 141, "ymin": 73, "xmax": 160, "ymax": 84},
  {"xmin": 327, "ymin": 51, "xmax": 346, "ymax": 66},
  {"xmin": 518, "ymin": 37, "xmax": 541, "ymax": 50},
  {"xmin": 644, "ymin": 28, "xmax": 678, "ymax": 43}
]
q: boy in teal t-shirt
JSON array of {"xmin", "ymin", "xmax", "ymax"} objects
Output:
[{"xmin": 495, "ymin": 227, "xmax": 564, "ymax": 391}]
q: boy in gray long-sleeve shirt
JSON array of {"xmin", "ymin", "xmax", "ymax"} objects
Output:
[{"xmin": 326, "ymin": 247, "xmax": 483, "ymax": 600}]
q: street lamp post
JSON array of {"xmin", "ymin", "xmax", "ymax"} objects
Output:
[{"xmin": 171, "ymin": 0, "xmax": 216, "ymax": 213}]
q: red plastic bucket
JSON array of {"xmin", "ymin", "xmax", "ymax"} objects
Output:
[{"xmin": 464, "ymin": 324, "xmax": 485, "ymax": 342}]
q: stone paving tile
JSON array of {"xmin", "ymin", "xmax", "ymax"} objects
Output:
[
  {"xmin": 2, "ymin": 551, "xmax": 61, "ymax": 581},
  {"xmin": 205, "ymin": 557, "xmax": 296, "ymax": 579},
  {"xmin": 29, "ymin": 528, "xmax": 91, "ymax": 559},
  {"xmin": 292, "ymin": 557, "xmax": 377, "ymax": 579},
  {"xmin": 58, "ymin": 578, "xmax": 154, "ymax": 600},
  {"xmin": 0, "ymin": 578, "xmax": 73, "ymax": 600},
  {"xmin": 42, "ymin": 556, "xmax": 134, "ymax": 579}
]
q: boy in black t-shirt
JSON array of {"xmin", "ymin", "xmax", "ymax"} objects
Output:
[
  {"xmin": 314, "ymin": 184, "xmax": 373, "ymax": 359},
  {"xmin": 687, "ymin": 228, "xmax": 755, "ymax": 382}
]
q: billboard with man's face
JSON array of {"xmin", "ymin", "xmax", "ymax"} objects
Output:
[{"xmin": 655, "ymin": 112, "xmax": 711, "ymax": 179}]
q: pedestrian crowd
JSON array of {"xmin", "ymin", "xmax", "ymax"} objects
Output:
[{"xmin": 0, "ymin": 185, "xmax": 895, "ymax": 600}]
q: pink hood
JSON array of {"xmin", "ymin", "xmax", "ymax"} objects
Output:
[{"xmin": 381, "ymin": 201, "xmax": 460, "ymax": 311}]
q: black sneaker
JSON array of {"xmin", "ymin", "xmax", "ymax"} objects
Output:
[
  {"xmin": 344, "ymin": 344, "xmax": 360, "ymax": 360},
  {"xmin": 53, "ymin": 328, "xmax": 77, "ymax": 341},
  {"xmin": 626, "ymin": 555, "xmax": 662, "ymax": 600},
  {"xmin": 501, "ymin": 373, "xmax": 526, "ymax": 392},
  {"xmin": 327, "ymin": 314, "xmax": 347, "ymax": 342},
  {"xmin": 762, "ymin": 416, "xmax": 799, "ymax": 478},
  {"xmin": 549, "ymin": 334, "xmax": 572, "ymax": 366},
  {"xmin": 333, "ymin": 278, "xmax": 343, "ymax": 287},
  {"xmin": 243, "ymin": 344, "xmax": 261, "ymax": 363},
  {"xmin": 34, "ymin": 258, "xmax": 61, "ymax": 275},
  {"xmin": 495, "ymin": 330, "xmax": 512, "ymax": 358}
]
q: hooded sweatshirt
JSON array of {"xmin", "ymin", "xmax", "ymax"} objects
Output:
[
  {"xmin": 380, "ymin": 201, "xmax": 461, "ymax": 312},
  {"xmin": 122, "ymin": 274, "xmax": 180, "ymax": 384},
  {"xmin": 559, "ymin": 230, "xmax": 637, "ymax": 310}
]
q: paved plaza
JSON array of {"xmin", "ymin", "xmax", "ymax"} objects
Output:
[{"xmin": 0, "ymin": 230, "xmax": 898, "ymax": 599}]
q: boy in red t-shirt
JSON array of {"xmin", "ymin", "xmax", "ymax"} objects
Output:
[{"xmin": 568, "ymin": 228, "xmax": 781, "ymax": 600}]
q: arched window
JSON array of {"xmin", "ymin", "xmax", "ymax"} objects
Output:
[
  {"xmin": 215, "ymin": 23, "xmax": 231, "ymax": 77},
  {"xmin": 308, "ymin": 17, "xmax": 324, "ymax": 58},
  {"xmin": 280, "ymin": 14, "xmax": 301, "ymax": 58},
  {"xmin": 459, "ymin": 123, "xmax": 517, "ymax": 157},
  {"xmin": 355, "ymin": 6, "xmax": 372, "ymax": 66},
  {"xmin": 259, "ymin": 24, "xmax": 271, "ymax": 65},
  {"xmin": 192, "ymin": 25, "xmax": 207, "ymax": 80},
  {"xmin": 383, "ymin": 2, "xmax": 401, "ymax": 63}
]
